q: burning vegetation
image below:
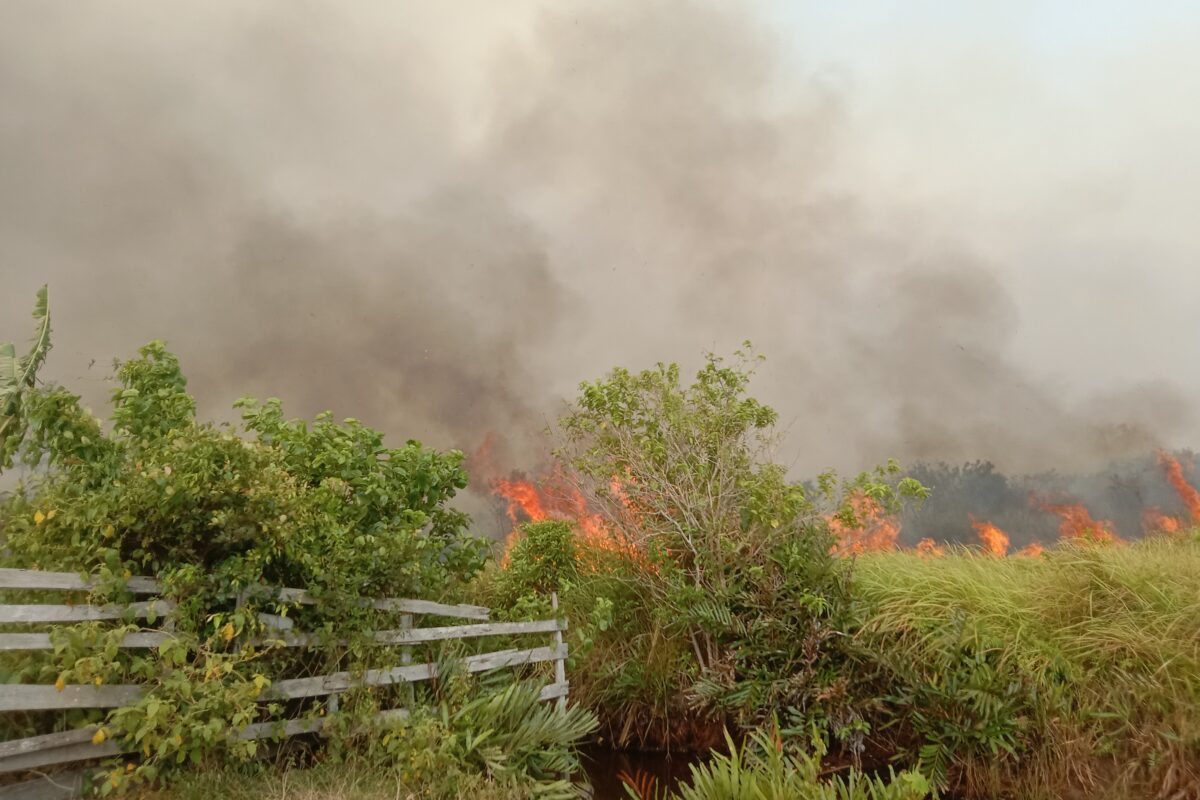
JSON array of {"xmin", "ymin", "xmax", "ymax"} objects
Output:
[
  {"xmin": 492, "ymin": 471, "xmax": 647, "ymax": 570},
  {"xmin": 487, "ymin": 446, "xmax": 1200, "ymax": 565}
]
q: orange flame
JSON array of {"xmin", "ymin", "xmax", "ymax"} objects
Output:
[
  {"xmin": 1033, "ymin": 495, "xmax": 1120, "ymax": 543},
  {"xmin": 490, "ymin": 467, "xmax": 648, "ymax": 571},
  {"xmin": 1143, "ymin": 508, "xmax": 1182, "ymax": 536},
  {"xmin": 970, "ymin": 517, "xmax": 1010, "ymax": 557},
  {"xmin": 915, "ymin": 537, "xmax": 945, "ymax": 557},
  {"xmin": 828, "ymin": 494, "xmax": 900, "ymax": 555},
  {"xmin": 492, "ymin": 478, "xmax": 548, "ymax": 526},
  {"xmin": 1016, "ymin": 541, "xmax": 1045, "ymax": 557},
  {"xmin": 1157, "ymin": 451, "xmax": 1200, "ymax": 524}
]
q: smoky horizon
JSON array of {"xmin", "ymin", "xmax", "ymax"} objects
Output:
[{"xmin": 3, "ymin": 2, "xmax": 1198, "ymax": 540}]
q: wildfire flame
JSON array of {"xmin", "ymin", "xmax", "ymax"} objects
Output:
[
  {"xmin": 915, "ymin": 537, "xmax": 945, "ymax": 557},
  {"xmin": 491, "ymin": 469, "xmax": 648, "ymax": 570},
  {"xmin": 492, "ymin": 478, "xmax": 548, "ymax": 526},
  {"xmin": 1016, "ymin": 541, "xmax": 1045, "ymax": 557},
  {"xmin": 1157, "ymin": 451, "xmax": 1200, "ymax": 525},
  {"xmin": 481, "ymin": 438, "xmax": 1200, "ymax": 570},
  {"xmin": 1033, "ymin": 495, "xmax": 1120, "ymax": 543},
  {"xmin": 970, "ymin": 517, "xmax": 1010, "ymax": 557},
  {"xmin": 1143, "ymin": 508, "xmax": 1182, "ymax": 535},
  {"xmin": 828, "ymin": 493, "xmax": 901, "ymax": 555}
]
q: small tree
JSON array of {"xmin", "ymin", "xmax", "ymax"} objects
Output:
[{"xmin": 553, "ymin": 345, "xmax": 925, "ymax": 735}]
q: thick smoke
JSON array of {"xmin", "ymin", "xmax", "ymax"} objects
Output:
[{"xmin": 1, "ymin": 1, "xmax": 1194, "ymax": 531}]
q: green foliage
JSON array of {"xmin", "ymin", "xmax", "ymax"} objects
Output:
[
  {"xmin": 493, "ymin": 520, "xmax": 579, "ymax": 607},
  {"xmin": 663, "ymin": 726, "xmax": 929, "ymax": 800},
  {"xmin": 0, "ymin": 333, "xmax": 503, "ymax": 790},
  {"xmin": 137, "ymin": 757, "xmax": 547, "ymax": 800},
  {"xmin": 347, "ymin": 679, "xmax": 597, "ymax": 799},
  {"xmin": 851, "ymin": 537, "xmax": 1200, "ymax": 798},
  {"xmin": 0, "ymin": 286, "xmax": 51, "ymax": 467},
  {"xmin": 2, "ymin": 339, "xmax": 486, "ymax": 596},
  {"xmin": 489, "ymin": 345, "xmax": 925, "ymax": 750}
]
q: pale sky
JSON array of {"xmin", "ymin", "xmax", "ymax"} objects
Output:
[{"xmin": 772, "ymin": 2, "xmax": 1200, "ymax": 387}]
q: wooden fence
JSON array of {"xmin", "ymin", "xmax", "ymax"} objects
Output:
[{"xmin": 0, "ymin": 568, "xmax": 567, "ymax": 798}]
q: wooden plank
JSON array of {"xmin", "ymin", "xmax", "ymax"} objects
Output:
[
  {"xmin": 0, "ymin": 730, "xmax": 95, "ymax": 761},
  {"xmin": 371, "ymin": 598, "xmax": 490, "ymax": 620},
  {"xmin": 0, "ymin": 738, "xmax": 121, "ymax": 775},
  {"xmin": 0, "ymin": 631, "xmax": 169, "ymax": 652},
  {"xmin": 375, "ymin": 618, "xmax": 564, "ymax": 644},
  {"xmin": 538, "ymin": 682, "xmax": 570, "ymax": 702},
  {"xmin": 268, "ymin": 643, "xmax": 568, "ymax": 700},
  {"xmin": 255, "ymin": 613, "xmax": 293, "ymax": 631},
  {"xmin": 398, "ymin": 613, "xmax": 414, "ymax": 709},
  {"xmin": 0, "ymin": 717, "xmax": 323, "ymax": 775},
  {"xmin": 0, "ymin": 569, "xmax": 487, "ymax": 620},
  {"xmin": 0, "ymin": 600, "xmax": 174, "ymax": 624},
  {"xmin": 0, "ymin": 684, "xmax": 143, "ymax": 712},
  {"xmin": 0, "ymin": 676, "xmax": 569, "ymax": 776},
  {"xmin": 552, "ymin": 592, "xmax": 567, "ymax": 712},
  {"xmin": 0, "ymin": 568, "xmax": 158, "ymax": 595},
  {"xmin": 257, "ymin": 618, "xmax": 564, "ymax": 648},
  {"xmin": 0, "ymin": 768, "xmax": 88, "ymax": 800},
  {"xmin": 273, "ymin": 587, "xmax": 489, "ymax": 620},
  {"xmin": 236, "ymin": 717, "xmax": 323, "ymax": 742}
]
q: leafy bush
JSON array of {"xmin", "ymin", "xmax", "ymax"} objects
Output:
[
  {"xmin": 133, "ymin": 677, "xmax": 598, "ymax": 800},
  {"xmin": 1, "ymin": 293, "xmax": 573, "ymax": 793},
  {"xmin": 339, "ymin": 679, "xmax": 596, "ymax": 799},
  {"xmin": 492, "ymin": 520, "xmax": 579, "ymax": 608},
  {"xmin": 489, "ymin": 347, "xmax": 925, "ymax": 751},
  {"xmin": 2, "ymin": 340, "xmax": 485, "ymax": 600},
  {"xmin": 659, "ymin": 726, "xmax": 929, "ymax": 800}
]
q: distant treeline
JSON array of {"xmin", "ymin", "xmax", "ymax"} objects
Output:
[{"xmin": 900, "ymin": 452, "xmax": 1200, "ymax": 548}]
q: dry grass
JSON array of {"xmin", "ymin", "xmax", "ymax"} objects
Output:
[{"xmin": 853, "ymin": 534, "xmax": 1200, "ymax": 799}]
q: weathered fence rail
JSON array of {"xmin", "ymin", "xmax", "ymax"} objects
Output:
[{"xmin": 0, "ymin": 567, "xmax": 568, "ymax": 797}]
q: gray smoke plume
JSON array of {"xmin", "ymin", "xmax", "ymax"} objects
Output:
[{"xmin": 2, "ymin": 1, "xmax": 1196, "ymax": 533}]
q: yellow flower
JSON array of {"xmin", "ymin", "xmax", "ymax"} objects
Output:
[
  {"xmin": 222, "ymin": 622, "xmax": 236, "ymax": 642},
  {"xmin": 92, "ymin": 728, "xmax": 107, "ymax": 745},
  {"xmin": 54, "ymin": 675, "xmax": 66, "ymax": 692},
  {"xmin": 93, "ymin": 675, "xmax": 104, "ymax": 686},
  {"xmin": 126, "ymin": 762, "xmax": 135, "ymax": 773},
  {"xmin": 33, "ymin": 511, "xmax": 45, "ymax": 525}
]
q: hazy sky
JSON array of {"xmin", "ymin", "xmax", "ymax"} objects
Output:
[
  {"xmin": 2, "ymin": 1, "xmax": 1198, "ymax": 488},
  {"xmin": 775, "ymin": 2, "xmax": 1200, "ymax": 384}
]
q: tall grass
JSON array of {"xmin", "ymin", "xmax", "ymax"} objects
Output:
[{"xmin": 852, "ymin": 534, "xmax": 1200, "ymax": 799}]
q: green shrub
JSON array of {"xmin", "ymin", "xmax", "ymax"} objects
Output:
[
  {"xmin": 0, "ymin": 293, "xmax": 528, "ymax": 792},
  {"xmin": 491, "ymin": 346, "xmax": 925, "ymax": 750},
  {"xmin": 662, "ymin": 726, "xmax": 929, "ymax": 800},
  {"xmin": 2, "ymin": 340, "xmax": 485, "ymax": 600},
  {"xmin": 493, "ymin": 520, "xmax": 579, "ymax": 608}
]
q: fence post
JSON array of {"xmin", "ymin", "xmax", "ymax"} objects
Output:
[
  {"xmin": 400, "ymin": 613, "xmax": 414, "ymax": 709},
  {"xmin": 551, "ymin": 592, "xmax": 566, "ymax": 712}
]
